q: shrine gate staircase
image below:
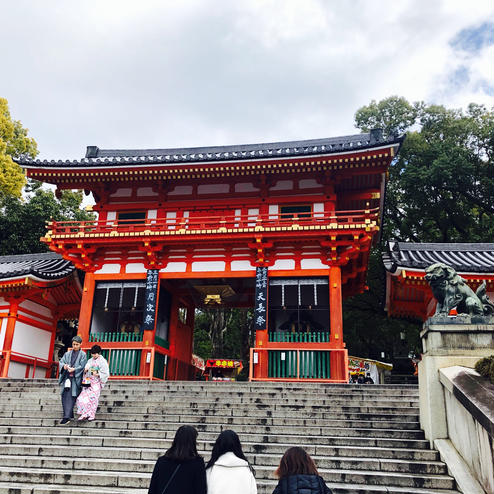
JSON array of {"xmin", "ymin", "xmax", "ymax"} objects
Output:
[{"xmin": 0, "ymin": 379, "xmax": 460, "ymax": 494}]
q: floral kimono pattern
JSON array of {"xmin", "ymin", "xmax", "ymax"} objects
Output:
[{"xmin": 76, "ymin": 355, "xmax": 109, "ymax": 420}]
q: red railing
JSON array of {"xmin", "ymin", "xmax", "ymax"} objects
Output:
[
  {"xmin": 46, "ymin": 208, "xmax": 379, "ymax": 239},
  {"xmin": 0, "ymin": 350, "xmax": 57, "ymax": 379}
]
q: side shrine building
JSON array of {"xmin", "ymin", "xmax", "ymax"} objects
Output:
[{"xmin": 4, "ymin": 131, "xmax": 403, "ymax": 382}]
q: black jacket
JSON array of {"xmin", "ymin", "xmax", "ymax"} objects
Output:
[
  {"xmin": 272, "ymin": 474, "xmax": 333, "ymax": 494},
  {"xmin": 148, "ymin": 456, "xmax": 207, "ymax": 494}
]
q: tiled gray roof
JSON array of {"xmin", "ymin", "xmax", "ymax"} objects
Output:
[
  {"xmin": 16, "ymin": 131, "xmax": 403, "ymax": 168},
  {"xmin": 0, "ymin": 252, "xmax": 75, "ymax": 281},
  {"xmin": 383, "ymin": 242, "xmax": 494, "ymax": 274}
]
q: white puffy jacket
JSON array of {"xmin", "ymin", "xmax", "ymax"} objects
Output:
[{"xmin": 206, "ymin": 452, "xmax": 257, "ymax": 494}]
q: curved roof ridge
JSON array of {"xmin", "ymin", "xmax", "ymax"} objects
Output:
[
  {"xmin": 92, "ymin": 132, "xmax": 377, "ymax": 158},
  {"xmin": 15, "ymin": 131, "xmax": 404, "ymax": 167},
  {"xmin": 383, "ymin": 241, "xmax": 494, "ymax": 274},
  {"xmin": 0, "ymin": 252, "xmax": 75, "ymax": 281}
]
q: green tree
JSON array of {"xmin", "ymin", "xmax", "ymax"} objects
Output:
[
  {"xmin": 344, "ymin": 97, "xmax": 494, "ymax": 362},
  {"xmin": 356, "ymin": 97, "xmax": 494, "ymax": 242},
  {"xmin": 193, "ymin": 308, "xmax": 254, "ymax": 364},
  {"xmin": 0, "ymin": 98, "xmax": 38, "ymax": 199},
  {"xmin": 0, "ymin": 180, "xmax": 94, "ymax": 255}
]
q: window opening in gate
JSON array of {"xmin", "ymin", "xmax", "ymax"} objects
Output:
[
  {"xmin": 90, "ymin": 281, "xmax": 146, "ymax": 340},
  {"xmin": 279, "ymin": 204, "xmax": 311, "ymax": 220},
  {"xmin": 268, "ymin": 278, "xmax": 329, "ymax": 336},
  {"xmin": 117, "ymin": 211, "xmax": 146, "ymax": 225}
]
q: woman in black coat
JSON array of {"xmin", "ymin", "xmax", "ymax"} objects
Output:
[
  {"xmin": 148, "ymin": 425, "xmax": 207, "ymax": 494},
  {"xmin": 272, "ymin": 447, "xmax": 332, "ymax": 494}
]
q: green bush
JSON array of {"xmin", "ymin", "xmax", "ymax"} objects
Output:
[{"xmin": 474, "ymin": 356, "xmax": 494, "ymax": 384}]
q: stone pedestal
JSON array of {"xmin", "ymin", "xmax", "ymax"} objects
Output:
[{"xmin": 418, "ymin": 315, "xmax": 494, "ymax": 445}]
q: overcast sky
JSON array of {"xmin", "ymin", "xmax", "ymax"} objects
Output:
[{"xmin": 1, "ymin": 0, "xmax": 493, "ymax": 159}]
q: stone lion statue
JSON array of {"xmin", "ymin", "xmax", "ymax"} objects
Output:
[{"xmin": 425, "ymin": 262, "xmax": 494, "ymax": 316}]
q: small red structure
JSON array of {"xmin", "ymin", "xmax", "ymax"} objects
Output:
[
  {"xmin": 204, "ymin": 359, "xmax": 243, "ymax": 381},
  {"xmin": 0, "ymin": 253, "xmax": 81, "ymax": 378},
  {"xmin": 15, "ymin": 130, "xmax": 403, "ymax": 383},
  {"xmin": 383, "ymin": 242, "xmax": 494, "ymax": 320}
]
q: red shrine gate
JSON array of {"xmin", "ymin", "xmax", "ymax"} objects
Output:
[{"xmin": 19, "ymin": 131, "xmax": 403, "ymax": 382}]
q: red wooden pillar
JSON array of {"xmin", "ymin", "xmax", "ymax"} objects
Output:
[
  {"xmin": 254, "ymin": 329, "xmax": 269, "ymax": 378},
  {"xmin": 78, "ymin": 273, "xmax": 95, "ymax": 344},
  {"xmin": 329, "ymin": 266, "xmax": 345, "ymax": 381},
  {"xmin": 1, "ymin": 298, "xmax": 20, "ymax": 377},
  {"xmin": 46, "ymin": 312, "xmax": 59, "ymax": 378},
  {"xmin": 166, "ymin": 296, "xmax": 180, "ymax": 380}
]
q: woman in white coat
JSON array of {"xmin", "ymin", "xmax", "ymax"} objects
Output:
[{"xmin": 206, "ymin": 430, "xmax": 257, "ymax": 494}]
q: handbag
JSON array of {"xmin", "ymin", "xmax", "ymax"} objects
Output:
[
  {"xmin": 161, "ymin": 464, "xmax": 181, "ymax": 494},
  {"xmin": 64, "ymin": 378, "xmax": 71, "ymax": 389},
  {"xmin": 81, "ymin": 374, "xmax": 91, "ymax": 388}
]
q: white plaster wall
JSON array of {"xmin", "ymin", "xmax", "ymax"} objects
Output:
[
  {"xmin": 198, "ymin": 184, "xmax": 229, "ymax": 194},
  {"xmin": 19, "ymin": 300, "xmax": 52, "ymax": 319},
  {"xmin": 231, "ymin": 261, "xmax": 256, "ymax": 271},
  {"xmin": 271, "ymin": 180, "xmax": 293, "ymax": 191},
  {"xmin": 248, "ymin": 208, "xmax": 259, "ymax": 227},
  {"xmin": 192, "ymin": 261, "xmax": 226, "ymax": 272},
  {"xmin": 126, "ymin": 263, "xmax": 146, "ymax": 274},
  {"xmin": 34, "ymin": 366, "xmax": 47, "ymax": 378},
  {"xmin": 137, "ymin": 187, "xmax": 157, "ymax": 197},
  {"xmin": 110, "ymin": 188, "xmax": 132, "ymax": 197},
  {"xmin": 270, "ymin": 259, "xmax": 295, "ymax": 270},
  {"xmin": 268, "ymin": 204, "xmax": 279, "ymax": 219},
  {"xmin": 234, "ymin": 209, "xmax": 241, "ymax": 228},
  {"xmin": 166, "ymin": 211, "xmax": 177, "ymax": 229},
  {"xmin": 444, "ymin": 386, "xmax": 494, "ymax": 493},
  {"xmin": 299, "ymin": 179, "xmax": 319, "ymax": 189},
  {"xmin": 313, "ymin": 203, "xmax": 325, "ymax": 218},
  {"xmin": 161, "ymin": 262, "xmax": 187, "ymax": 273},
  {"xmin": 301, "ymin": 259, "xmax": 327, "ymax": 270},
  {"xmin": 95, "ymin": 264, "xmax": 121, "ymax": 274},
  {"xmin": 0, "ymin": 317, "xmax": 6, "ymax": 351},
  {"xmin": 148, "ymin": 209, "xmax": 158, "ymax": 223},
  {"xmin": 169, "ymin": 185, "xmax": 193, "ymax": 195},
  {"xmin": 235, "ymin": 182, "xmax": 259, "ymax": 192},
  {"xmin": 11, "ymin": 321, "xmax": 51, "ymax": 360},
  {"xmin": 7, "ymin": 361, "xmax": 26, "ymax": 378},
  {"xmin": 107, "ymin": 211, "xmax": 117, "ymax": 225}
]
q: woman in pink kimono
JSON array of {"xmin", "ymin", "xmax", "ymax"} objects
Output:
[{"xmin": 76, "ymin": 345, "xmax": 109, "ymax": 421}]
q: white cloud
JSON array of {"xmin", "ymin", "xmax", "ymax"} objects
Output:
[{"xmin": 0, "ymin": 0, "xmax": 492, "ymax": 158}]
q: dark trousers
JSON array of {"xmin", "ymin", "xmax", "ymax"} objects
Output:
[{"xmin": 62, "ymin": 388, "xmax": 77, "ymax": 419}]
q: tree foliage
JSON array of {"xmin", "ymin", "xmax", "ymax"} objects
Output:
[
  {"xmin": 344, "ymin": 97, "xmax": 494, "ymax": 362},
  {"xmin": 0, "ymin": 180, "xmax": 94, "ymax": 255},
  {"xmin": 357, "ymin": 96, "xmax": 494, "ymax": 242},
  {"xmin": 193, "ymin": 307, "xmax": 254, "ymax": 377},
  {"xmin": 0, "ymin": 98, "xmax": 38, "ymax": 199}
]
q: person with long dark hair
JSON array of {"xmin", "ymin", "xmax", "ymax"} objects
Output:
[
  {"xmin": 148, "ymin": 425, "xmax": 207, "ymax": 494},
  {"xmin": 206, "ymin": 429, "xmax": 257, "ymax": 494},
  {"xmin": 272, "ymin": 447, "xmax": 332, "ymax": 494}
]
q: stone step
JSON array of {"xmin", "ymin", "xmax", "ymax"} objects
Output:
[
  {"xmin": 0, "ymin": 415, "xmax": 421, "ymax": 431},
  {"xmin": 0, "ymin": 465, "xmax": 456, "ymax": 489},
  {"xmin": 0, "ymin": 452, "xmax": 447, "ymax": 475},
  {"xmin": 0, "ymin": 442, "xmax": 439, "ymax": 461},
  {"xmin": 0, "ymin": 378, "xmax": 419, "ymax": 389},
  {"xmin": 0, "ymin": 386, "xmax": 420, "ymax": 397},
  {"xmin": 0, "ymin": 403, "xmax": 420, "ymax": 416},
  {"xmin": 0, "ymin": 394, "xmax": 420, "ymax": 407},
  {"xmin": 0, "ymin": 423, "xmax": 425, "ymax": 440},
  {"xmin": 0, "ymin": 380, "xmax": 456, "ymax": 494},
  {"xmin": 1, "ymin": 405, "xmax": 419, "ymax": 421},
  {"xmin": 0, "ymin": 480, "xmax": 460, "ymax": 494},
  {"xmin": 1, "ymin": 432, "xmax": 431, "ymax": 450}
]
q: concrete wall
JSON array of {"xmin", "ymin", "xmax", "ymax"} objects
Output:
[{"xmin": 440, "ymin": 367, "xmax": 494, "ymax": 494}]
